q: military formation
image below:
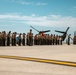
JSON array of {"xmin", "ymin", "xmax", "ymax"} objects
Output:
[
  {"xmin": 0, "ymin": 30, "xmax": 33, "ymax": 46},
  {"xmin": 0, "ymin": 29, "xmax": 76, "ymax": 47},
  {"xmin": 34, "ymin": 34, "xmax": 62, "ymax": 45}
]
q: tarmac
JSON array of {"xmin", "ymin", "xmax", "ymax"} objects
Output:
[{"xmin": 0, "ymin": 44, "xmax": 76, "ymax": 75}]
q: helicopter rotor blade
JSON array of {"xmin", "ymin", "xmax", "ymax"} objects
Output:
[
  {"xmin": 42, "ymin": 30, "xmax": 50, "ymax": 33},
  {"xmin": 66, "ymin": 27, "xmax": 70, "ymax": 33},
  {"xmin": 55, "ymin": 30, "xmax": 65, "ymax": 33},
  {"xmin": 30, "ymin": 26, "xmax": 39, "ymax": 32}
]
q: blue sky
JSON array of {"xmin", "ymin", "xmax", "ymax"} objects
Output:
[{"xmin": 0, "ymin": 0, "xmax": 76, "ymax": 39}]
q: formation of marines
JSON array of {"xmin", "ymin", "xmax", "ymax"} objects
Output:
[
  {"xmin": 34, "ymin": 34, "xmax": 62, "ymax": 45},
  {"xmin": 0, "ymin": 30, "xmax": 33, "ymax": 46},
  {"xmin": 0, "ymin": 30, "xmax": 76, "ymax": 46}
]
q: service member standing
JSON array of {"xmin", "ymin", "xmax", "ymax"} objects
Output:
[
  {"xmin": 12, "ymin": 33, "xmax": 14, "ymax": 46},
  {"xmin": 0, "ymin": 32, "xmax": 2, "ymax": 46},
  {"xmin": 36, "ymin": 35, "xmax": 38, "ymax": 45},
  {"xmin": 57, "ymin": 36, "xmax": 60, "ymax": 45},
  {"xmin": 2, "ymin": 31, "xmax": 6, "ymax": 46},
  {"xmin": 52, "ymin": 35, "xmax": 55, "ymax": 45},
  {"xmin": 47, "ymin": 34, "xmax": 49, "ymax": 45},
  {"xmin": 14, "ymin": 32, "xmax": 16, "ymax": 46},
  {"xmin": 29, "ymin": 29, "xmax": 33, "ymax": 46},
  {"xmin": 55, "ymin": 35, "xmax": 58, "ymax": 45},
  {"xmin": 22, "ymin": 33, "xmax": 26, "ymax": 46},
  {"xmin": 68, "ymin": 34, "xmax": 71, "ymax": 45},
  {"xmin": 7, "ymin": 31, "xmax": 11, "ymax": 46},
  {"xmin": 34, "ymin": 35, "xmax": 37, "ymax": 45},
  {"xmin": 18, "ymin": 33, "xmax": 22, "ymax": 46},
  {"xmin": 59, "ymin": 36, "xmax": 62, "ymax": 45},
  {"xmin": 26, "ymin": 32, "xmax": 29, "ymax": 45}
]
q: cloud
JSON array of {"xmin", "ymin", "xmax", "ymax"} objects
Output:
[
  {"xmin": 35, "ymin": 2, "xmax": 47, "ymax": 6},
  {"xmin": 20, "ymin": 1, "xmax": 32, "ymax": 5},
  {"xmin": 0, "ymin": 14, "xmax": 76, "ymax": 27},
  {"xmin": 20, "ymin": 1, "xmax": 47, "ymax": 6},
  {"xmin": 0, "ymin": 14, "xmax": 46, "ymax": 21},
  {"xmin": 9, "ymin": 0, "xmax": 47, "ymax": 6}
]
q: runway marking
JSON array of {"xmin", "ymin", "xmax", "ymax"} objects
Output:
[{"xmin": 0, "ymin": 55, "xmax": 76, "ymax": 67}]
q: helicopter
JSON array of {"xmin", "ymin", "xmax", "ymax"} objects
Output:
[
  {"xmin": 30, "ymin": 26, "xmax": 50, "ymax": 35},
  {"xmin": 55, "ymin": 27, "xmax": 70, "ymax": 41}
]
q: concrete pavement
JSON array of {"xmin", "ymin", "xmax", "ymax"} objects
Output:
[{"xmin": 0, "ymin": 44, "xmax": 76, "ymax": 75}]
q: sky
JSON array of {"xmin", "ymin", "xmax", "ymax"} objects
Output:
[{"xmin": 0, "ymin": 0, "xmax": 76, "ymax": 39}]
